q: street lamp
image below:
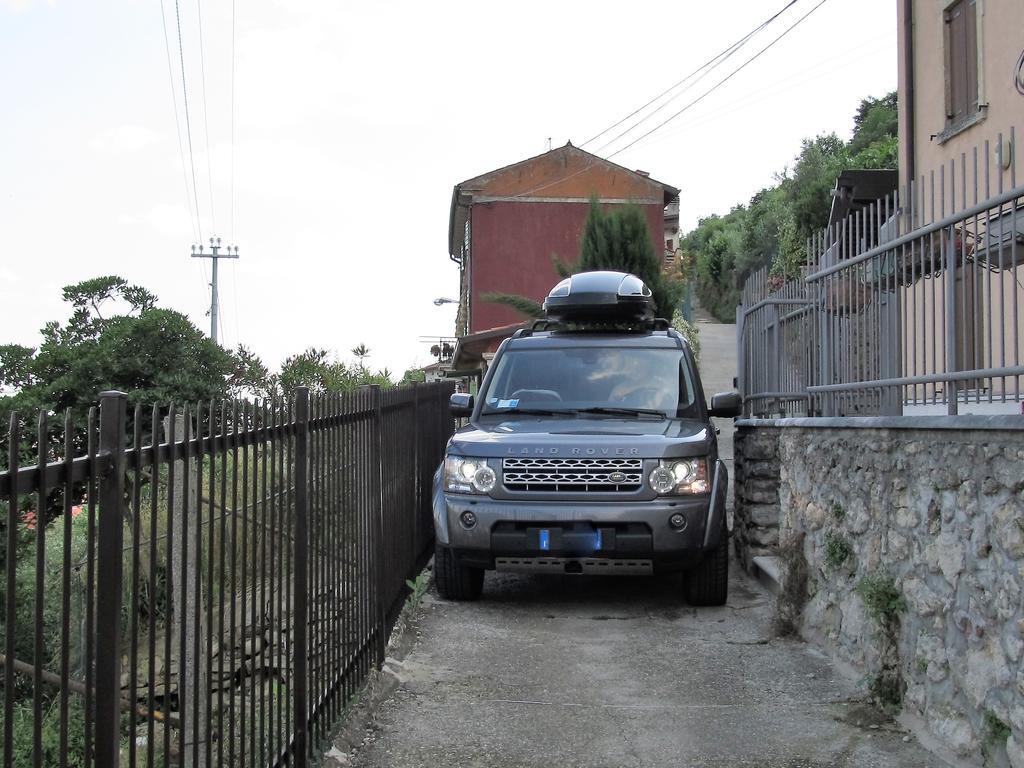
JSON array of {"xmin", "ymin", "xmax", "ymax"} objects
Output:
[{"xmin": 433, "ymin": 297, "xmax": 458, "ymax": 306}]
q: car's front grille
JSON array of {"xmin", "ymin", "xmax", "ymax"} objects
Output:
[{"xmin": 502, "ymin": 457, "xmax": 644, "ymax": 492}]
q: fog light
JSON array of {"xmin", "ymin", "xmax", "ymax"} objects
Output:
[
  {"xmin": 460, "ymin": 510, "xmax": 477, "ymax": 529},
  {"xmin": 669, "ymin": 513, "xmax": 687, "ymax": 530}
]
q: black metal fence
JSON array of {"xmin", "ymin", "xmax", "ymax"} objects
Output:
[{"xmin": 0, "ymin": 382, "xmax": 454, "ymax": 767}]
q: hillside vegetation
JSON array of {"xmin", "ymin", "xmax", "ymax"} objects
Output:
[{"xmin": 683, "ymin": 92, "xmax": 897, "ymax": 322}]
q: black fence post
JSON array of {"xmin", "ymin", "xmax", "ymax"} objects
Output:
[
  {"xmin": 95, "ymin": 390, "xmax": 126, "ymax": 768},
  {"xmin": 412, "ymin": 383, "xmax": 421, "ymax": 559},
  {"xmin": 293, "ymin": 387, "xmax": 310, "ymax": 768},
  {"xmin": 370, "ymin": 385, "xmax": 386, "ymax": 663}
]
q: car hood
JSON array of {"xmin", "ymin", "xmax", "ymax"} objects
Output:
[{"xmin": 447, "ymin": 416, "xmax": 714, "ymax": 459}]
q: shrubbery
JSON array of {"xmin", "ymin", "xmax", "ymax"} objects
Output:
[{"xmin": 682, "ymin": 92, "xmax": 898, "ymax": 322}]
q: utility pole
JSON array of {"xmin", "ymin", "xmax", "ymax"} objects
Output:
[{"xmin": 191, "ymin": 237, "xmax": 239, "ymax": 345}]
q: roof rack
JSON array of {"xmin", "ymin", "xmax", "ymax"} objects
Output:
[{"xmin": 528, "ymin": 317, "xmax": 670, "ymax": 333}]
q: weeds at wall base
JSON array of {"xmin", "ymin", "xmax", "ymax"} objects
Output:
[
  {"xmin": 773, "ymin": 531, "xmax": 808, "ymax": 638},
  {"xmin": 855, "ymin": 572, "xmax": 907, "ymax": 713}
]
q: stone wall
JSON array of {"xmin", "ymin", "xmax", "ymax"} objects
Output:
[
  {"xmin": 733, "ymin": 425, "xmax": 781, "ymax": 572},
  {"xmin": 735, "ymin": 416, "xmax": 1024, "ymax": 766}
]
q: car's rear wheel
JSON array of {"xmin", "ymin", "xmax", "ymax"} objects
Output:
[
  {"xmin": 684, "ymin": 519, "xmax": 729, "ymax": 606},
  {"xmin": 434, "ymin": 544, "xmax": 484, "ymax": 601}
]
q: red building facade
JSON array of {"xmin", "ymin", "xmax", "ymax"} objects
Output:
[{"xmin": 449, "ymin": 143, "xmax": 678, "ymax": 335}]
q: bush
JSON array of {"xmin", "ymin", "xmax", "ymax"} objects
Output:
[
  {"xmin": 671, "ymin": 313, "xmax": 701, "ymax": 364},
  {"xmin": 824, "ymin": 532, "xmax": 852, "ymax": 570},
  {"xmin": 854, "ymin": 573, "xmax": 906, "ymax": 628},
  {"xmin": 0, "ymin": 697, "xmax": 87, "ymax": 768}
]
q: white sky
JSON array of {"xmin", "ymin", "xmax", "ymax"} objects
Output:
[{"xmin": 0, "ymin": 0, "xmax": 897, "ymax": 379}]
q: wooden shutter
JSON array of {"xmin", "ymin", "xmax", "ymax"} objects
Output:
[
  {"xmin": 944, "ymin": 0, "xmax": 978, "ymax": 126},
  {"xmin": 965, "ymin": 0, "xmax": 978, "ymax": 113}
]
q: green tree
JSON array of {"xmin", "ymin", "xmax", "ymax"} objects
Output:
[
  {"xmin": 351, "ymin": 343, "xmax": 370, "ymax": 367},
  {"xmin": 0, "ymin": 276, "xmax": 233, "ymax": 462},
  {"xmin": 228, "ymin": 344, "xmax": 275, "ymax": 400},
  {"xmin": 681, "ymin": 90, "xmax": 899, "ymax": 317},
  {"xmin": 400, "ymin": 367, "xmax": 427, "ymax": 385},
  {"xmin": 277, "ymin": 347, "xmax": 393, "ymax": 396},
  {"xmin": 849, "ymin": 92, "xmax": 898, "ymax": 155}
]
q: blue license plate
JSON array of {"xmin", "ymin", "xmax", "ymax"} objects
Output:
[{"xmin": 539, "ymin": 529, "xmax": 550, "ymax": 551}]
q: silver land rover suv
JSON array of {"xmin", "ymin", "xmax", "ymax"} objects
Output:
[{"xmin": 432, "ymin": 271, "xmax": 741, "ymax": 604}]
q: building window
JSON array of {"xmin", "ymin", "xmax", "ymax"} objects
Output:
[{"xmin": 943, "ymin": 0, "xmax": 979, "ymax": 130}]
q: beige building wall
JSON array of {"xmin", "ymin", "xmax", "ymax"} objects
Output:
[
  {"xmin": 896, "ymin": 0, "xmax": 1023, "ymax": 408},
  {"xmin": 898, "ymin": 0, "xmax": 1023, "ymax": 191},
  {"xmin": 903, "ymin": 265, "xmax": 1023, "ymax": 403}
]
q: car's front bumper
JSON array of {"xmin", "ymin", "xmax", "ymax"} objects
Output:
[{"xmin": 432, "ymin": 460, "xmax": 728, "ymax": 573}]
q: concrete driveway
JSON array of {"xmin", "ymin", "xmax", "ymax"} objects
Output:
[
  {"xmin": 334, "ymin": 567, "xmax": 947, "ymax": 768},
  {"xmin": 328, "ymin": 321, "xmax": 946, "ymax": 767}
]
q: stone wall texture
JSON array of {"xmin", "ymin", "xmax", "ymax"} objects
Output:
[
  {"xmin": 733, "ymin": 425, "xmax": 781, "ymax": 572},
  {"xmin": 738, "ymin": 420, "xmax": 1024, "ymax": 765}
]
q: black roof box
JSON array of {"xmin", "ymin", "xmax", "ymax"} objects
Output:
[{"xmin": 541, "ymin": 271, "xmax": 655, "ymax": 323}]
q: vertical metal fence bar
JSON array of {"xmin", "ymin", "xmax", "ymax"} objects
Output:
[
  {"xmin": 193, "ymin": 401, "xmax": 205, "ymax": 768},
  {"xmin": 929, "ymin": 171, "xmax": 936, "ymax": 403},
  {"xmin": 331, "ymin": 394, "xmax": 341, "ymax": 721},
  {"xmin": 258, "ymin": 398, "xmax": 267, "ymax": 767},
  {"xmin": 228, "ymin": 401, "xmax": 239, "ymax": 768},
  {"xmin": 95, "ymin": 390, "xmax": 127, "ymax": 768},
  {"xmin": 371, "ymin": 387, "xmax": 386, "ymax": 666},
  {"xmin": 147, "ymin": 404, "xmax": 159, "ymax": 768},
  {"xmin": 32, "ymin": 411, "xmax": 46, "ymax": 768},
  {"xmin": 318, "ymin": 395, "xmax": 327, "ymax": 735},
  {"xmin": 293, "ymin": 387, "xmax": 310, "ymax": 768},
  {"xmin": 266, "ymin": 399, "xmax": 277, "ymax": 764},
  {"xmin": 163, "ymin": 404, "xmax": 176, "ymax": 765},
  {"xmin": 127, "ymin": 406, "xmax": 142, "ymax": 768},
  {"xmin": 361, "ymin": 389, "xmax": 371, "ymax": 682},
  {"xmin": 60, "ymin": 409, "xmax": 73, "ymax": 768},
  {"xmin": 4, "ymin": 412, "xmax": 19, "ymax": 768},
  {"xmin": 216, "ymin": 401, "xmax": 227, "ymax": 768},
  {"xmin": 913, "ymin": 178, "xmax": 921, "ymax": 405},
  {"xmin": 275, "ymin": 398, "xmax": 285, "ymax": 761},
  {"xmin": 1010, "ymin": 129, "xmax": 1020, "ymax": 402},
  {"xmin": 179, "ymin": 405, "xmax": 191, "ymax": 768},
  {"xmin": 205, "ymin": 400, "xmax": 215, "ymax": 768},
  {"xmin": 413, "ymin": 386, "xmax": 421, "ymax": 563},
  {"xmin": 343, "ymin": 394, "xmax": 354, "ymax": 707},
  {"xmin": 285, "ymin": 397, "xmax": 294, "ymax": 758},
  {"xmin": 239, "ymin": 401, "xmax": 250, "ymax": 768}
]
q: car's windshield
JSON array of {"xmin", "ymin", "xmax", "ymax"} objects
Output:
[{"xmin": 480, "ymin": 346, "xmax": 701, "ymax": 419}]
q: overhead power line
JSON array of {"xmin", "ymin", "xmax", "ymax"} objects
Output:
[
  {"xmin": 512, "ymin": 0, "xmax": 832, "ymax": 200},
  {"xmin": 580, "ymin": 0, "xmax": 800, "ymax": 150},
  {"xmin": 195, "ymin": 0, "xmax": 217, "ymax": 235},
  {"xmin": 634, "ymin": 36, "xmax": 890, "ymax": 152},
  {"xmin": 174, "ymin": 0, "xmax": 204, "ymax": 242},
  {"xmin": 607, "ymin": 0, "xmax": 832, "ymax": 159},
  {"xmin": 230, "ymin": 0, "xmax": 237, "ymax": 240},
  {"xmin": 159, "ymin": 0, "xmax": 200, "ymax": 242}
]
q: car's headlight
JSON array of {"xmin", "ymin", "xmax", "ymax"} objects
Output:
[
  {"xmin": 649, "ymin": 458, "xmax": 709, "ymax": 495},
  {"xmin": 444, "ymin": 456, "xmax": 497, "ymax": 494}
]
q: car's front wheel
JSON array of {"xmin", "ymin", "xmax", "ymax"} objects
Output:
[
  {"xmin": 683, "ymin": 520, "xmax": 729, "ymax": 606},
  {"xmin": 434, "ymin": 544, "xmax": 484, "ymax": 601}
]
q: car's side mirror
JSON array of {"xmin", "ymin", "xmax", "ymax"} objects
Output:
[
  {"xmin": 709, "ymin": 391, "xmax": 742, "ymax": 418},
  {"xmin": 450, "ymin": 393, "xmax": 474, "ymax": 417}
]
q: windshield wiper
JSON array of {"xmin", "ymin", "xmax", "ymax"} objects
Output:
[
  {"xmin": 571, "ymin": 406, "xmax": 666, "ymax": 420},
  {"xmin": 484, "ymin": 407, "xmax": 574, "ymax": 417}
]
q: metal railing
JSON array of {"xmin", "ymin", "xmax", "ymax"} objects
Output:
[
  {"xmin": 739, "ymin": 128, "xmax": 1022, "ymax": 418},
  {"xmin": 0, "ymin": 382, "xmax": 454, "ymax": 767}
]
